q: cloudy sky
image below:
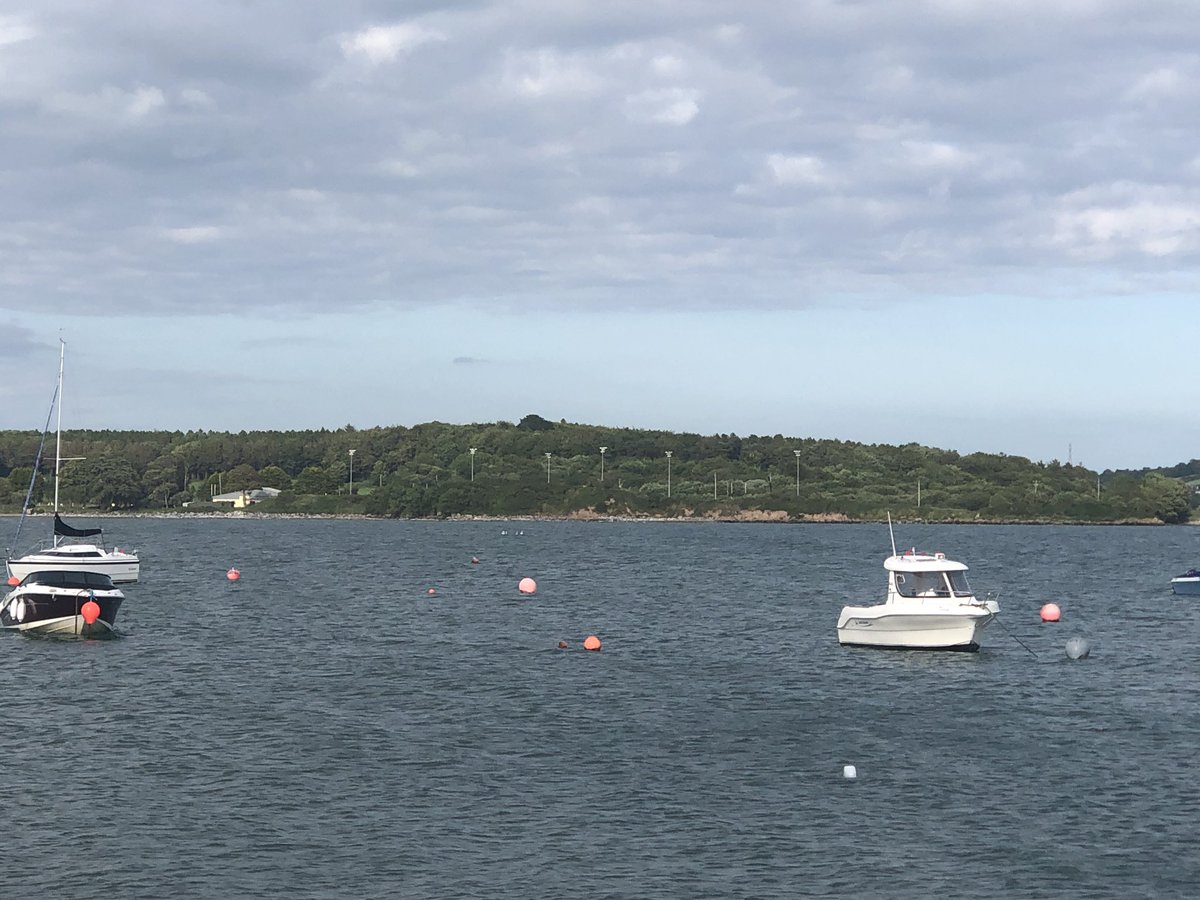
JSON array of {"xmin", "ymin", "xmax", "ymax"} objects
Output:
[{"xmin": 1, "ymin": 1, "xmax": 1197, "ymax": 471}]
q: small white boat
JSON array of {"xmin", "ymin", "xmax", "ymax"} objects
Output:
[
  {"xmin": 1169, "ymin": 570, "xmax": 1200, "ymax": 596},
  {"xmin": 837, "ymin": 540, "xmax": 999, "ymax": 651},
  {"xmin": 6, "ymin": 520, "xmax": 141, "ymax": 585}
]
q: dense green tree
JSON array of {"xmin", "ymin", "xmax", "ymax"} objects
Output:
[
  {"xmin": 142, "ymin": 453, "xmax": 184, "ymax": 499},
  {"xmin": 59, "ymin": 455, "xmax": 142, "ymax": 508},
  {"xmin": 517, "ymin": 414, "xmax": 554, "ymax": 432},
  {"xmin": 1136, "ymin": 473, "xmax": 1191, "ymax": 524},
  {"xmin": 293, "ymin": 465, "xmax": 338, "ymax": 495},
  {"xmin": 258, "ymin": 465, "xmax": 293, "ymax": 490},
  {"xmin": 222, "ymin": 464, "xmax": 260, "ymax": 493}
]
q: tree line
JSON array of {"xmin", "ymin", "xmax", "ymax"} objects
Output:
[{"xmin": 0, "ymin": 413, "xmax": 1191, "ymax": 524}]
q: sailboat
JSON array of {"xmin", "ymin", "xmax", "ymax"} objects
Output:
[{"xmin": 4, "ymin": 341, "xmax": 141, "ymax": 586}]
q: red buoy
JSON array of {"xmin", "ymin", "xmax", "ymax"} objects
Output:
[
  {"xmin": 226, "ymin": 567, "xmax": 241, "ymax": 581},
  {"xmin": 1040, "ymin": 603, "xmax": 1061, "ymax": 622},
  {"xmin": 81, "ymin": 599, "xmax": 100, "ymax": 625},
  {"xmin": 6, "ymin": 575, "xmax": 18, "ymax": 587}
]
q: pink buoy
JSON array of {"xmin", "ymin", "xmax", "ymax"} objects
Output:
[
  {"xmin": 427, "ymin": 587, "xmax": 437, "ymax": 595},
  {"xmin": 1040, "ymin": 603, "xmax": 1061, "ymax": 622},
  {"xmin": 518, "ymin": 577, "xmax": 537, "ymax": 594},
  {"xmin": 81, "ymin": 599, "xmax": 100, "ymax": 625},
  {"xmin": 226, "ymin": 567, "xmax": 241, "ymax": 581},
  {"xmin": 471, "ymin": 557, "xmax": 480, "ymax": 564},
  {"xmin": 583, "ymin": 635, "xmax": 602, "ymax": 651}
]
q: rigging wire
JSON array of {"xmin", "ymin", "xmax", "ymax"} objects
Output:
[{"xmin": 8, "ymin": 375, "xmax": 61, "ymax": 557}]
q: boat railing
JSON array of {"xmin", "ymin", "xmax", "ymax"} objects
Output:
[{"xmin": 9, "ymin": 534, "xmax": 110, "ymax": 557}]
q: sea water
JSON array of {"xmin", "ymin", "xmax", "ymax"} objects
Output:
[{"xmin": 0, "ymin": 518, "xmax": 1196, "ymax": 898}]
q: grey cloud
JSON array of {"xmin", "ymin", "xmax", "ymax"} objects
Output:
[{"xmin": 2, "ymin": 0, "xmax": 1198, "ymax": 320}]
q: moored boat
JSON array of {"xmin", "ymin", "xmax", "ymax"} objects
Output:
[
  {"xmin": 4, "ymin": 340, "xmax": 141, "ymax": 585},
  {"xmin": 7, "ymin": 516, "xmax": 140, "ymax": 585},
  {"xmin": 0, "ymin": 570, "xmax": 124, "ymax": 637},
  {"xmin": 837, "ymin": 542, "xmax": 999, "ymax": 651},
  {"xmin": 1169, "ymin": 570, "xmax": 1200, "ymax": 596}
]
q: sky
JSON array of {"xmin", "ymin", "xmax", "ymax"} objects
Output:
[{"xmin": 1, "ymin": 1, "xmax": 1198, "ymax": 472}]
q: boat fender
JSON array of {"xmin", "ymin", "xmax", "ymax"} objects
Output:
[{"xmin": 14, "ymin": 598, "xmax": 26, "ymax": 623}]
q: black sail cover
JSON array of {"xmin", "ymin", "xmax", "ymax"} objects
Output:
[{"xmin": 53, "ymin": 513, "xmax": 102, "ymax": 538}]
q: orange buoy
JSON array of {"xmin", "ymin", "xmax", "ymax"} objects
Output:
[
  {"xmin": 518, "ymin": 577, "xmax": 537, "ymax": 594},
  {"xmin": 583, "ymin": 634, "xmax": 602, "ymax": 651},
  {"xmin": 226, "ymin": 567, "xmax": 241, "ymax": 581},
  {"xmin": 6, "ymin": 575, "xmax": 18, "ymax": 586},
  {"xmin": 80, "ymin": 599, "xmax": 100, "ymax": 625},
  {"xmin": 1040, "ymin": 603, "xmax": 1061, "ymax": 622}
]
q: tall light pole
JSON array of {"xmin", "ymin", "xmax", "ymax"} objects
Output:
[
  {"xmin": 665, "ymin": 450, "xmax": 673, "ymax": 498},
  {"xmin": 545, "ymin": 452, "xmax": 552, "ymax": 483},
  {"xmin": 794, "ymin": 449, "xmax": 801, "ymax": 497},
  {"xmin": 599, "ymin": 446, "xmax": 607, "ymax": 482},
  {"xmin": 469, "ymin": 447, "xmax": 477, "ymax": 482},
  {"xmin": 348, "ymin": 449, "xmax": 356, "ymax": 496}
]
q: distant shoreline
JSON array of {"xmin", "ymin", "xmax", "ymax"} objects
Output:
[{"xmin": 0, "ymin": 510, "xmax": 1179, "ymax": 526}]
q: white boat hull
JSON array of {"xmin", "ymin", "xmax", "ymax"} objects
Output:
[
  {"xmin": 837, "ymin": 605, "xmax": 996, "ymax": 651},
  {"xmin": 2, "ymin": 613, "xmax": 116, "ymax": 637},
  {"xmin": 1170, "ymin": 577, "xmax": 1200, "ymax": 596},
  {"xmin": 6, "ymin": 553, "xmax": 139, "ymax": 585}
]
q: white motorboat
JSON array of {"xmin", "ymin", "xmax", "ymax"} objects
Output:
[
  {"xmin": 1169, "ymin": 569, "xmax": 1200, "ymax": 596},
  {"xmin": 4, "ymin": 341, "xmax": 141, "ymax": 585},
  {"xmin": 0, "ymin": 569, "xmax": 125, "ymax": 637},
  {"xmin": 837, "ymin": 540, "xmax": 999, "ymax": 651}
]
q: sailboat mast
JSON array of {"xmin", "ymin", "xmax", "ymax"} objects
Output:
[{"xmin": 52, "ymin": 340, "xmax": 64, "ymax": 542}]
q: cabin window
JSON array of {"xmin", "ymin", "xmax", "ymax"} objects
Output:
[
  {"xmin": 947, "ymin": 571, "xmax": 972, "ymax": 596},
  {"xmin": 21, "ymin": 570, "xmax": 115, "ymax": 590},
  {"xmin": 895, "ymin": 571, "xmax": 950, "ymax": 597}
]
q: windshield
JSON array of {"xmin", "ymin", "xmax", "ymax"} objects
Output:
[
  {"xmin": 894, "ymin": 571, "xmax": 949, "ymax": 597},
  {"xmin": 947, "ymin": 571, "xmax": 973, "ymax": 596},
  {"xmin": 21, "ymin": 570, "xmax": 116, "ymax": 589},
  {"xmin": 894, "ymin": 569, "xmax": 973, "ymax": 597}
]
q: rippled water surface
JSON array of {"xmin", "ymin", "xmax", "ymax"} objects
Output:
[{"xmin": 1, "ymin": 517, "xmax": 1197, "ymax": 898}]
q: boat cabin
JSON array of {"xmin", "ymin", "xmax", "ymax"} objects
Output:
[
  {"xmin": 19, "ymin": 570, "xmax": 118, "ymax": 591},
  {"xmin": 31, "ymin": 545, "xmax": 108, "ymax": 559},
  {"xmin": 885, "ymin": 551, "xmax": 974, "ymax": 602}
]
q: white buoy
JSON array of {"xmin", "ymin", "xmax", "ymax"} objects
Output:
[
  {"xmin": 1065, "ymin": 637, "xmax": 1091, "ymax": 659},
  {"xmin": 843, "ymin": 765, "xmax": 857, "ymax": 780}
]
